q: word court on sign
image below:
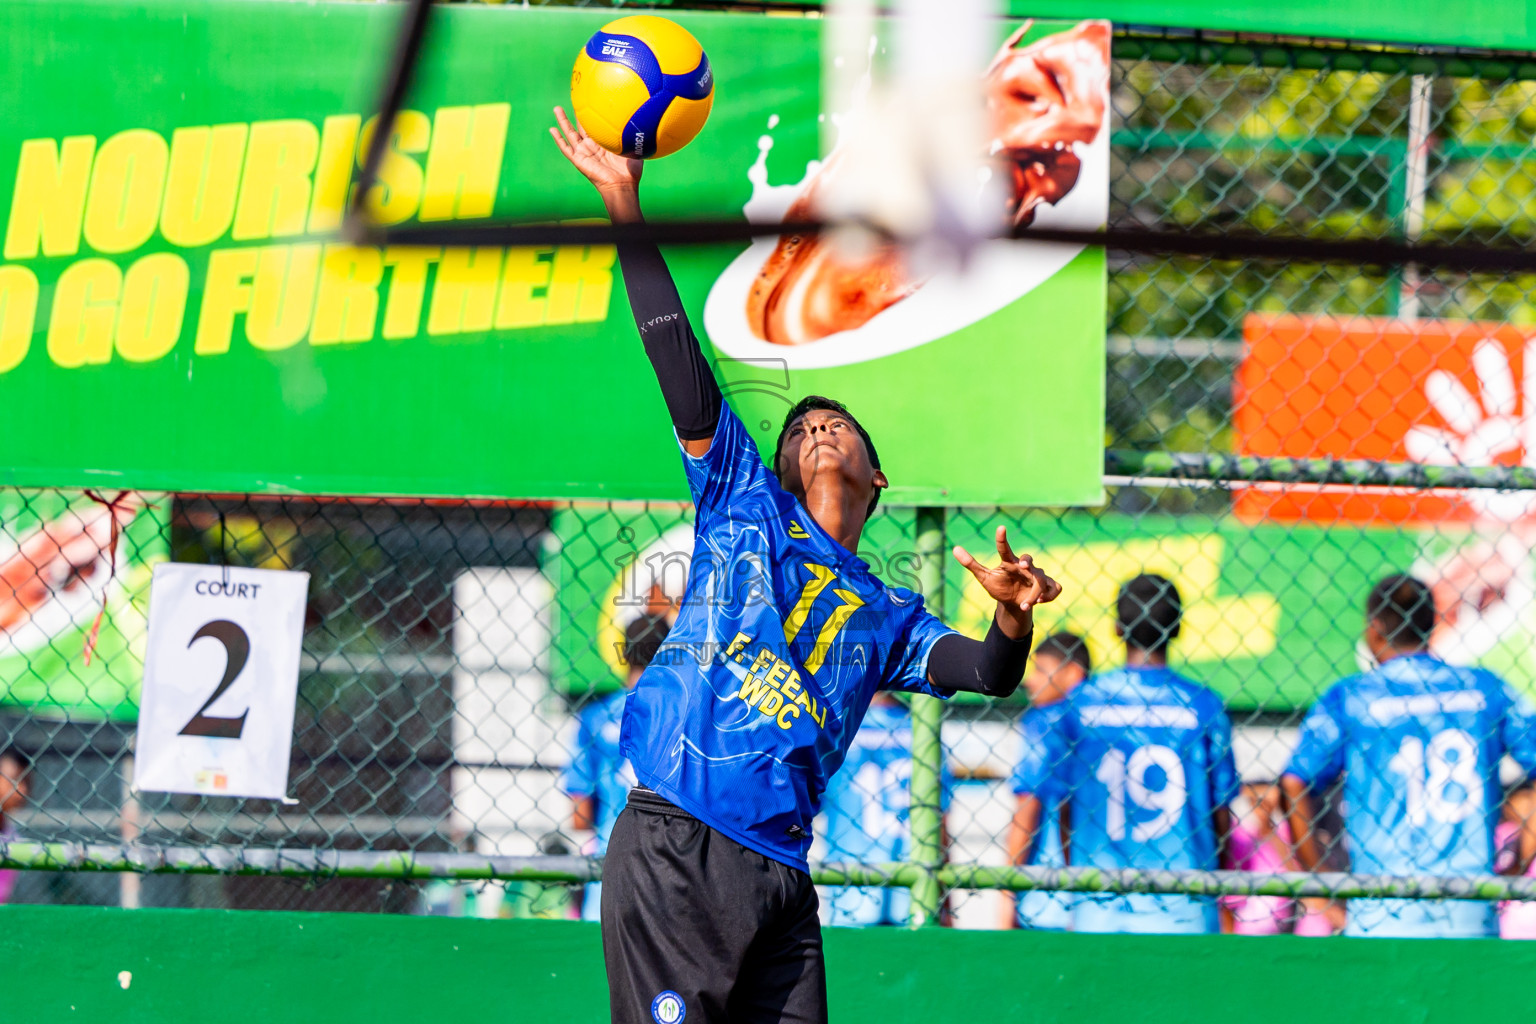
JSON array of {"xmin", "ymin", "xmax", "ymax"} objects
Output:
[{"xmin": 194, "ymin": 579, "xmax": 263, "ymax": 598}]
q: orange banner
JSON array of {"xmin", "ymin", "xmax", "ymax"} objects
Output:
[{"xmin": 1234, "ymin": 313, "xmax": 1536, "ymax": 524}]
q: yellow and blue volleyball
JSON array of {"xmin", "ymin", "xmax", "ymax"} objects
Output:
[{"xmin": 570, "ymin": 16, "xmax": 714, "ymax": 160}]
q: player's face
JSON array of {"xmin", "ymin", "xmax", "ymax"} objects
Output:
[
  {"xmin": 1025, "ymin": 654, "xmax": 1083, "ymax": 706},
  {"xmin": 0, "ymin": 757, "xmax": 28, "ymax": 815},
  {"xmin": 776, "ymin": 409, "xmax": 885, "ymax": 510}
]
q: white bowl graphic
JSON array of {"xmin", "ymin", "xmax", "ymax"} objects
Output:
[{"xmin": 702, "ymin": 93, "xmax": 1109, "ymax": 371}]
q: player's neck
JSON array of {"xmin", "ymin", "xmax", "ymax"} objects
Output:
[
  {"xmin": 799, "ymin": 477, "xmax": 867, "ymax": 552},
  {"xmin": 1376, "ymin": 646, "xmax": 1428, "ymax": 665},
  {"xmin": 1124, "ymin": 648, "xmax": 1167, "ymax": 669}
]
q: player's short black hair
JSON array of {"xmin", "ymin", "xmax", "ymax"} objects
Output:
[
  {"xmin": 1116, "ymin": 574, "xmax": 1182, "ymax": 654},
  {"xmin": 1366, "ymin": 574, "xmax": 1435, "ymax": 650},
  {"xmin": 1034, "ymin": 631, "xmax": 1090, "ymax": 674},
  {"xmin": 772, "ymin": 396, "xmax": 882, "ymax": 517},
  {"xmin": 622, "ymin": 613, "xmax": 671, "ymax": 672}
]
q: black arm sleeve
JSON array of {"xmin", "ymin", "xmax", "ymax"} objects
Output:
[
  {"xmin": 927, "ymin": 619, "xmax": 1033, "ymax": 698},
  {"xmin": 617, "ymin": 242, "xmax": 722, "ymax": 442}
]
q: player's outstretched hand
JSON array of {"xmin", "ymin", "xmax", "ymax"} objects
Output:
[
  {"xmin": 550, "ymin": 106, "xmax": 643, "ymax": 196},
  {"xmin": 952, "ymin": 526, "xmax": 1062, "ymax": 629}
]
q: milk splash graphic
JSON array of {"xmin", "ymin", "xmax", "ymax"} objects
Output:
[
  {"xmin": 740, "ymin": 33, "xmax": 874, "ymax": 224},
  {"xmin": 701, "ymin": 28, "xmax": 1110, "ymax": 371},
  {"xmin": 743, "ymin": 115, "xmax": 814, "ymax": 226}
]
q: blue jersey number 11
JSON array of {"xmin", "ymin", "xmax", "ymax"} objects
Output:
[{"xmin": 783, "ymin": 563, "xmax": 865, "ymax": 674}]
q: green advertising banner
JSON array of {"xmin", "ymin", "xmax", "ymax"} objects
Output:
[
  {"xmin": 552, "ymin": 505, "xmax": 1536, "ymax": 711},
  {"xmin": 0, "ymin": 491, "xmax": 166, "ymax": 720},
  {"xmin": 0, "ymin": 0, "xmax": 1105, "ymax": 506},
  {"xmin": 939, "ymin": 513, "xmax": 1417, "ymax": 711}
]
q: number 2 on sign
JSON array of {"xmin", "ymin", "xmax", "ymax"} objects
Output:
[
  {"xmin": 179, "ymin": 620, "xmax": 252, "ymax": 739},
  {"xmin": 783, "ymin": 563, "xmax": 864, "ymax": 674}
]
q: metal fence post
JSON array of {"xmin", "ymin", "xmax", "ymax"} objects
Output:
[{"xmin": 908, "ymin": 505, "xmax": 946, "ymax": 927}]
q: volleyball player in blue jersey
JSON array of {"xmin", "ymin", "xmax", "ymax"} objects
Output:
[
  {"xmin": 1005, "ymin": 631, "xmax": 1090, "ymax": 931},
  {"xmin": 563, "ymin": 614, "xmax": 670, "ymax": 922},
  {"xmin": 819, "ymin": 692, "xmax": 952, "ymax": 927},
  {"xmin": 1282, "ymin": 575, "xmax": 1536, "ymax": 938},
  {"xmin": 552, "ymin": 109, "xmax": 1063, "ymax": 1024},
  {"xmin": 1017, "ymin": 575, "xmax": 1237, "ymax": 935}
]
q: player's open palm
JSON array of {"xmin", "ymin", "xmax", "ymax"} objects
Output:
[
  {"xmin": 953, "ymin": 526, "xmax": 1062, "ymax": 614},
  {"xmin": 550, "ymin": 106, "xmax": 643, "ymax": 193}
]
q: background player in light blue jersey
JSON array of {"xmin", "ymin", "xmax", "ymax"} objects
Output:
[
  {"xmin": 1281, "ymin": 574, "xmax": 1536, "ymax": 938},
  {"xmin": 551, "ymin": 109, "xmax": 1065, "ymax": 1024},
  {"xmin": 818, "ymin": 692, "xmax": 952, "ymax": 927},
  {"xmin": 563, "ymin": 614, "xmax": 669, "ymax": 922},
  {"xmin": 1004, "ymin": 631, "xmax": 1090, "ymax": 930},
  {"xmin": 1019, "ymin": 575, "xmax": 1237, "ymax": 934}
]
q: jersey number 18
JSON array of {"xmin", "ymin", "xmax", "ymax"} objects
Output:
[{"xmin": 1387, "ymin": 729, "xmax": 1482, "ymax": 826}]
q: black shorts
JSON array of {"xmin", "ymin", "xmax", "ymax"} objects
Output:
[{"xmin": 601, "ymin": 787, "xmax": 827, "ymax": 1024}]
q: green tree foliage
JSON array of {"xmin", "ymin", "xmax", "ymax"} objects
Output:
[{"xmin": 1106, "ymin": 52, "xmax": 1534, "ymax": 458}]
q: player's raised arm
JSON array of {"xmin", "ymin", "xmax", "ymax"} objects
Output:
[
  {"xmin": 928, "ymin": 526, "xmax": 1063, "ymax": 696},
  {"xmin": 550, "ymin": 107, "xmax": 720, "ymax": 457}
]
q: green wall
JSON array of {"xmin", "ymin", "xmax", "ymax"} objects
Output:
[{"xmin": 0, "ymin": 905, "xmax": 1524, "ymax": 1022}]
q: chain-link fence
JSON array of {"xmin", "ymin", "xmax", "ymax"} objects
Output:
[{"xmin": 5, "ymin": 26, "xmax": 1536, "ymax": 933}]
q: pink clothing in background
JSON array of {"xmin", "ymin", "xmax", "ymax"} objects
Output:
[
  {"xmin": 0, "ymin": 824, "xmax": 17, "ymax": 904},
  {"xmin": 1497, "ymin": 822, "xmax": 1536, "ymax": 940},
  {"xmin": 1221, "ymin": 818, "xmax": 1294, "ymax": 935},
  {"xmin": 1293, "ymin": 910, "xmax": 1335, "ymax": 937}
]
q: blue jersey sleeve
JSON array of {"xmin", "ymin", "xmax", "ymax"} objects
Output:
[
  {"xmin": 1011, "ymin": 705, "xmax": 1068, "ymax": 803},
  {"xmin": 561, "ymin": 707, "xmax": 599, "ymax": 799},
  {"xmin": 1285, "ymin": 684, "xmax": 1347, "ymax": 789},
  {"xmin": 1206, "ymin": 701, "xmax": 1240, "ymax": 809},
  {"xmin": 1498, "ymin": 679, "xmax": 1536, "ymax": 776},
  {"xmin": 879, "ymin": 603, "xmax": 959, "ymax": 699},
  {"xmin": 680, "ymin": 403, "xmax": 774, "ymax": 525}
]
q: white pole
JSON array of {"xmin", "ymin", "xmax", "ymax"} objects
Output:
[
  {"xmin": 120, "ymin": 754, "xmax": 140, "ymax": 909},
  {"xmin": 1399, "ymin": 74, "xmax": 1432, "ymax": 322}
]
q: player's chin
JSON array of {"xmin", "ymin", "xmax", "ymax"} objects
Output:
[{"xmin": 801, "ymin": 444, "xmax": 852, "ymax": 475}]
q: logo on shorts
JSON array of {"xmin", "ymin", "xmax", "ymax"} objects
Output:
[{"xmin": 651, "ymin": 991, "xmax": 686, "ymax": 1024}]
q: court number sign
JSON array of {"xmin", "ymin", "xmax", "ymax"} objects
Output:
[{"xmin": 134, "ymin": 564, "xmax": 309, "ymax": 800}]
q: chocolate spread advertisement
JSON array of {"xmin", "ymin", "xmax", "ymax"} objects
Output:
[{"xmin": 0, "ymin": 5, "xmax": 1104, "ymax": 505}]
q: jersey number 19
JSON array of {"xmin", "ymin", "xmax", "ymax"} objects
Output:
[{"xmin": 1096, "ymin": 745, "xmax": 1187, "ymax": 842}]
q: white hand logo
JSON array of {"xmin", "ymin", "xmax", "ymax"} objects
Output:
[{"xmin": 1403, "ymin": 338, "xmax": 1536, "ymax": 521}]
